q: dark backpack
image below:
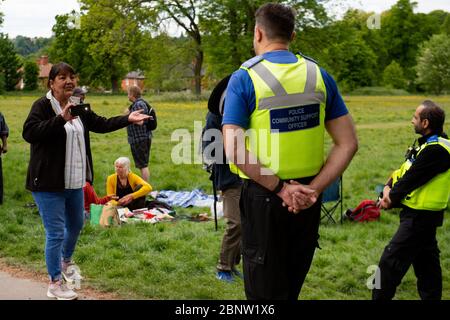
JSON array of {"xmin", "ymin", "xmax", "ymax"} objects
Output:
[
  {"xmin": 142, "ymin": 100, "xmax": 157, "ymax": 131},
  {"xmin": 345, "ymin": 200, "xmax": 380, "ymax": 222}
]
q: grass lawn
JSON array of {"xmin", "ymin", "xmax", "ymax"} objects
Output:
[{"xmin": 0, "ymin": 93, "xmax": 449, "ymax": 299}]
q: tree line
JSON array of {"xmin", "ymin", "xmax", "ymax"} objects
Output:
[
  {"xmin": 1, "ymin": 0, "xmax": 450, "ymax": 95},
  {"xmin": 296, "ymin": 0, "xmax": 450, "ymax": 94}
]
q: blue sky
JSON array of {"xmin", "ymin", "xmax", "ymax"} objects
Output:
[{"xmin": 1, "ymin": 0, "xmax": 449, "ymax": 38}]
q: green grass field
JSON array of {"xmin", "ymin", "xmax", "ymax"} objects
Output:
[{"xmin": 0, "ymin": 93, "xmax": 449, "ymax": 299}]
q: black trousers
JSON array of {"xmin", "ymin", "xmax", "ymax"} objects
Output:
[
  {"xmin": 240, "ymin": 179, "xmax": 321, "ymax": 300},
  {"xmin": 372, "ymin": 210, "xmax": 442, "ymax": 300}
]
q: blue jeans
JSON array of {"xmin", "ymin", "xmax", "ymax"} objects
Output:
[{"xmin": 32, "ymin": 189, "xmax": 84, "ymax": 281}]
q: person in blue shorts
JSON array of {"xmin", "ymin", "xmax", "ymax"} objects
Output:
[{"xmin": 222, "ymin": 3, "xmax": 358, "ymax": 299}]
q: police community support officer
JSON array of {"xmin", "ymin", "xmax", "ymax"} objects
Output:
[
  {"xmin": 222, "ymin": 3, "xmax": 358, "ymax": 300},
  {"xmin": 375, "ymin": 100, "xmax": 450, "ymax": 300}
]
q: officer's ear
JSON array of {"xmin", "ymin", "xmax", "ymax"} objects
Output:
[
  {"xmin": 421, "ymin": 118, "xmax": 430, "ymax": 130},
  {"xmin": 254, "ymin": 24, "xmax": 263, "ymax": 43}
]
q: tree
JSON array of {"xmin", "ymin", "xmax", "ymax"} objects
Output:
[
  {"xmin": 79, "ymin": 0, "xmax": 148, "ymax": 92},
  {"xmin": 51, "ymin": 1, "xmax": 193, "ymax": 92},
  {"xmin": 0, "ymin": 72, "xmax": 4, "ymax": 94},
  {"xmin": 380, "ymin": 1, "xmax": 414, "ymax": 84},
  {"xmin": 296, "ymin": 4, "xmax": 449, "ymax": 92},
  {"xmin": 383, "ymin": 61, "xmax": 407, "ymax": 89},
  {"xmin": 421, "ymin": 10, "xmax": 449, "ymax": 36},
  {"xmin": 202, "ymin": 0, "xmax": 256, "ymax": 78},
  {"xmin": 23, "ymin": 60, "xmax": 39, "ymax": 91},
  {"xmin": 202, "ymin": 0, "xmax": 332, "ymax": 79},
  {"xmin": 332, "ymin": 34, "xmax": 378, "ymax": 92},
  {"xmin": 298, "ymin": 9, "xmax": 379, "ymax": 91},
  {"xmin": 142, "ymin": 33, "xmax": 192, "ymax": 93},
  {"xmin": 80, "ymin": 0, "xmax": 206, "ymax": 94},
  {"xmin": 79, "ymin": 0, "xmax": 209, "ymax": 94},
  {"xmin": 12, "ymin": 36, "xmax": 34, "ymax": 56},
  {"xmin": 380, "ymin": 0, "xmax": 446, "ymax": 89},
  {"xmin": 13, "ymin": 36, "xmax": 53, "ymax": 57},
  {"xmin": 149, "ymin": 0, "xmax": 204, "ymax": 95},
  {"xmin": 48, "ymin": 12, "xmax": 94, "ymax": 87},
  {"xmin": 442, "ymin": 15, "xmax": 450, "ymax": 35},
  {"xmin": 416, "ymin": 34, "xmax": 450, "ymax": 95},
  {"xmin": 0, "ymin": 9, "xmax": 6, "ymax": 93},
  {"xmin": 0, "ymin": 33, "xmax": 22, "ymax": 91},
  {"xmin": 346, "ymin": 10, "xmax": 389, "ymax": 84}
]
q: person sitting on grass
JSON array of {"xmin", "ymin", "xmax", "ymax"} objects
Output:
[
  {"xmin": 106, "ymin": 156, "xmax": 152, "ymax": 211},
  {"xmin": 83, "ymin": 181, "xmax": 115, "ymax": 221}
]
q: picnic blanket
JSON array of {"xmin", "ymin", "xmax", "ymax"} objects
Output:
[
  {"xmin": 117, "ymin": 207, "xmax": 175, "ymax": 224},
  {"xmin": 153, "ymin": 189, "xmax": 215, "ymax": 208}
]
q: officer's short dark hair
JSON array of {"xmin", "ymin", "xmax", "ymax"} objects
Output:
[
  {"xmin": 255, "ymin": 3, "xmax": 296, "ymax": 43},
  {"xmin": 420, "ymin": 100, "xmax": 445, "ymax": 135}
]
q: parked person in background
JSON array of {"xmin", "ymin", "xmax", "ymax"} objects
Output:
[
  {"xmin": 106, "ymin": 156, "xmax": 152, "ymax": 211},
  {"xmin": 222, "ymin": 3, "xmax": 358, "ymax": 299},
  {"xmin": 203, "ymin": 75, "xmax": 243, "ymax": 283},
  {"xmin": 72, "ymin": 87, "xmax": 87, "ymax": 103},
  {"xmin": 0, "ymin": 112, "xmax": 9, "ymax": 205},
  {"xmin": 22, "ymin": 62, "xmax": 150, "ymax": 300},
  {"xmin": 374, "ymin": 101, "xmax": 450, "ymax": 300},
  {"xmin": 127, "ymin": 85, "xmax": 157, "ymax": 182}
]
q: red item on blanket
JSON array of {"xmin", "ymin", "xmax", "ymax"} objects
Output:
[{"xmin": 144, "ymin": 212, "xmax": 155, "ymax": 219}]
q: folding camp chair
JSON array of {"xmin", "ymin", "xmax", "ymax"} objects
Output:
[{"xmin": 321, "ymin": 177, "xmax": 343, "ymax": 223}]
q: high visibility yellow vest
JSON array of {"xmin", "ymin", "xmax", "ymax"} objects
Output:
[
  {"xmin": 229, "ymin": 54, "xmax": 327, "ymax": 179},
  {"xmin": 392, "ymin": 136, "xmax": 450, "ymax": 211}
]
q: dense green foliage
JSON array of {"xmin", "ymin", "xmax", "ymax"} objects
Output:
[
  {"xmin": 2, "ymin": 1, "xmax": 450, "ymax": 94},
  {"xmin": 0, "ymin": 94, "xmax": 449, "ymax": 299},
  {"xmin": 202, "ymin": 0, "xmax": 329, "ymax": 78},
  {"xmin": 383, "ymin": 61, "xmax": 407, "ymax": 89},
  {"xmin": 12, "ymin": 36, "xmax": 52, "ymax": 57},
  {"xmin": 0, "ymin": 33, "xmax": 22, "ymax": 92},
  {"xmin": 416, "ymin": 34, "xmax": 450, "ymax": 95},
  {"xmin": 296, "ymin": 1, "xmax": 449, "ymax": 94},
  {"xmin": 23, "ymin": 60, "xmax": 39, "ymax": 91}
]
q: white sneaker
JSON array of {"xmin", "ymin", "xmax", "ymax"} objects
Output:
[
  {"xmin": 47, "ymin": 280, "xmax": 78, "ymax": 300},
  {"xmin": 61, "ymin": 260, "xmax": 84, "ymax": 285}
]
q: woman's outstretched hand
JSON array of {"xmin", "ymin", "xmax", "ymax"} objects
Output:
[{"xmin": 128, "ymin": 109, "xmax": 151, "ymax": 125}]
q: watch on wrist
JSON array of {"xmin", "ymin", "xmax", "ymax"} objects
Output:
[{"xmin": 273, "ymin": 179, "xmax": 284, "ymax": 194}]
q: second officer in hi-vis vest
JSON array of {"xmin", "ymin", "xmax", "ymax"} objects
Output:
[
  {"xmin": 374, "ymin": 101, "xmax": 450, "ymax": 300},
  {"xmin": 222, "ymin": 3, "xmax": 358, "ymax": 300}
]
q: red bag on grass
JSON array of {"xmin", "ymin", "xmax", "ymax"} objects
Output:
[{"xmin": 345, "ymin": 200, "xmax": 380, "ymax": 222}]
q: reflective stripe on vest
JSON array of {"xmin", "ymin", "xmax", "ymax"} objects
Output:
[
  {"xmin": 229, "ymin": 55, "xmax": 327, "ymax": 179},
  {"xmin": 393, "ymin": 137, "xmax": 450, "ymax": 211}
]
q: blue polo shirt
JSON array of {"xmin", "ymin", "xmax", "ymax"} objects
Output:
[{"xmin": 222, "ymin": 51, "xmax": 348, "ymax": 129}]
